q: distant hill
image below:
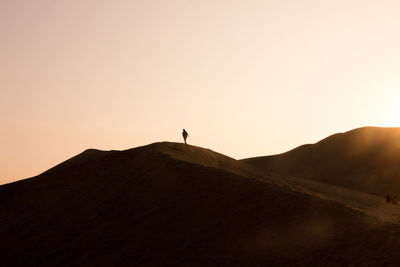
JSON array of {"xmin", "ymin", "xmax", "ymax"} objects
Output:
[
  {"xmin": 243, "ymin": 127, "xmax": 400, "ymax": 197},
  {"xmin": 2, "ymin": 141, "xmax": 400, "ymax": 266}
]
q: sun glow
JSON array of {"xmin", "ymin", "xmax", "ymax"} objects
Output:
[
  {"xmin": 374, "ymin": 89, "xmax": 400, "ymax": 127},
  {"xmin": 3, "ymin": 0, "xmax": 400, "ymax": 183}
]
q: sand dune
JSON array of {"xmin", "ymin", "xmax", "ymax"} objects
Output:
[
  {"xmin": 1, "ymin": 142, "xmax": 400, "ymax": 266},
  {"xmin": 243, "ymin": 126, "xmax": 400, "ymax": 197}
]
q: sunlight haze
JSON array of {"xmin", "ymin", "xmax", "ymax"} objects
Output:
[{"xmin": 1, "ymin": 0, "xmax": 400, "ymax": 184}]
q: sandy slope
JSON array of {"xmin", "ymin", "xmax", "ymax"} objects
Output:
[
  {"xmin": 243, "ymin": 127, "xmax": 400, "ymax": 197},
  {"xmin": 274, "ymin": 173, "xmax": 400, "ymax": 224},
  {"xmin": 1, "ymin": 142, "xmax": 400, "ymax": 266}
]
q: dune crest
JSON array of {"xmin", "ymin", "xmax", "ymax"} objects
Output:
[
  {"xmin": 243, "ymin": 126, "xmax": 400, "ymax": 197},
  {"xmin": 2, "ymin": 141, "xmax": 400, "ymax": 266}
]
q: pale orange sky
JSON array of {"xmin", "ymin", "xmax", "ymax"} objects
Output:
[{"xmin": 2, "ymin": 0, "xmax": 400, "ymax": 184}]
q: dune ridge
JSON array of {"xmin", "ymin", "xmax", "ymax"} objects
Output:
[
  {"xmin": 1, "ymin": 141, "xmax": 400, "ymax": 266},
  {"xmin": 243, "ymin": 126, "xmax": 400, "ymax": 197}
]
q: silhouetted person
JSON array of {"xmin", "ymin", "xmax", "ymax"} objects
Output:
[{"xmin": 182, "ymin": 129, "xmax": 189, "ymax": 144}]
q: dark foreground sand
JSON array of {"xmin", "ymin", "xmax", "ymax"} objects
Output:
[{"xmin": 1, "ymin": 142, "xmax": 400, "ymax": 266}]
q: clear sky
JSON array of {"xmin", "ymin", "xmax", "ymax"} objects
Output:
[{"xmin": 2, "ymin": 0, "xmax": 400, "ymax": 184}]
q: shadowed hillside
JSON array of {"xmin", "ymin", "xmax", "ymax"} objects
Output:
[
  {"xmin": 2, "ymin": 142, "xmax": 400, "ymax": 266},
  {"xmin": 243, "ymin": 127, "xmax": 400, "ymax": 197}
]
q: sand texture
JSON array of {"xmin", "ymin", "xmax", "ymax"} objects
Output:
[
  {"xmin": 1, "ymin": 141, "xmax": 400, "ymax": 266},
  {"xmin": 243, "ymin": 127, "xmax": 400, "ymax": 197}
]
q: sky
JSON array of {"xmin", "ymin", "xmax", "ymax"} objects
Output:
[{"xmin": 1, "ymin": 0, "xmax": 400, "ymax": 184}]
